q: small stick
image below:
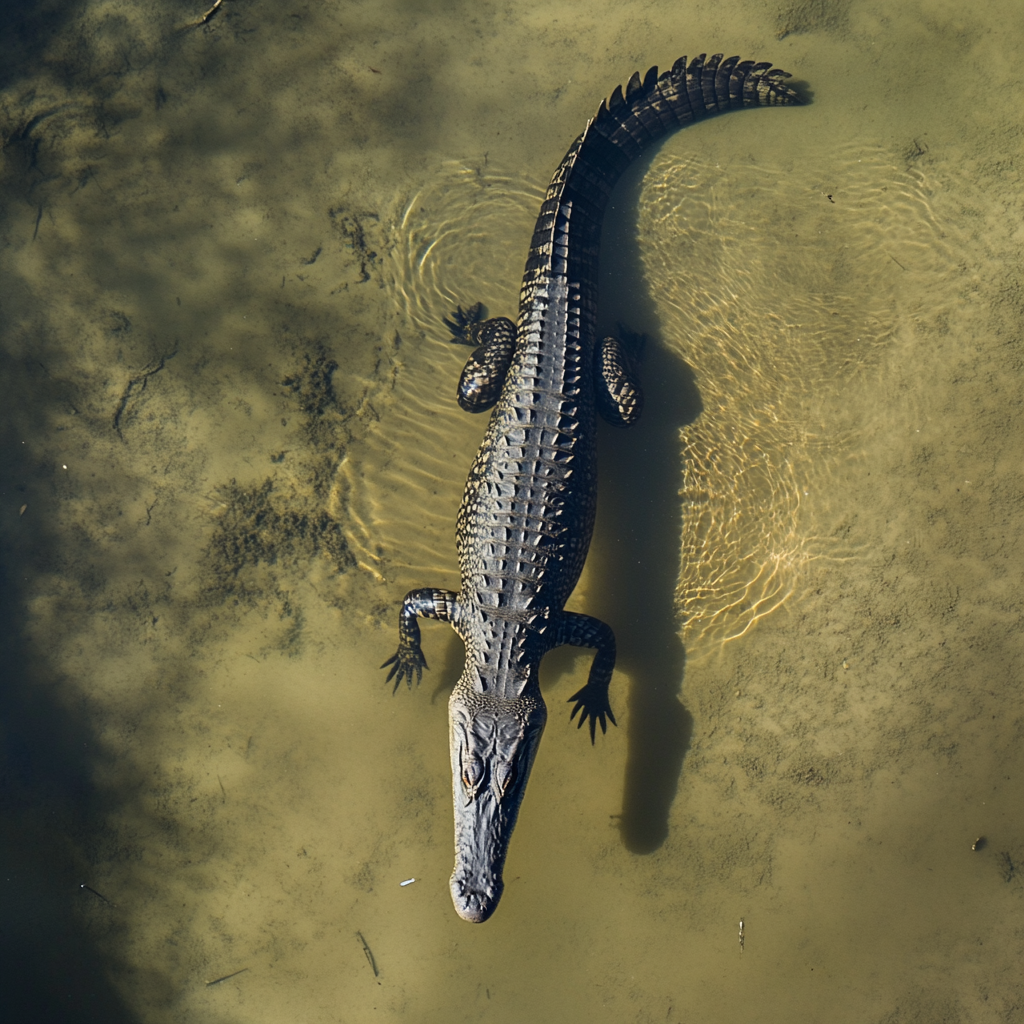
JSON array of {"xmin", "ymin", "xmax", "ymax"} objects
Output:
[
  {"xmin": 356, "ymin": 931, "xmax": 379, "ymax": 976},
  {"xmin": 738, "ymin": 918, "xmax": 745, "ymax": 952},
  {"xmin": 193, "ymin": 0, "xmax": 224, "ymax": 26},
  {"xmin": 80, "ymin": 883, "xmax": 116, "ymax": 907},
  {"xmin": 206, "ymin": 967, "xmax": 248, "ymax": 987}
]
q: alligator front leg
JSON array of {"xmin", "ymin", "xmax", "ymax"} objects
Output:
[
  {"xmin": 444, "ymin": 304, "xmax": 517, "ymax": 414},
  {"xmin": 554, "ymin": 612, "xmax": 618, "ymax": 743},
  {"xmin": 382, "ymin": 588, "xmax": 459, "ymax": 692}
]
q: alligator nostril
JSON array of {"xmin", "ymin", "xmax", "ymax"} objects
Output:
[{"xmin": 450, "ymin": 874, "xmax": 502, "ymax": 923}]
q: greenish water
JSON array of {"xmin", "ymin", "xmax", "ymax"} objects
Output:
[{"xmin": 2, "ymin": 1, "xmax": 1022, "ymax": 1021}]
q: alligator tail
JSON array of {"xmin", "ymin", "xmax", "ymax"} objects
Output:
[
  {"xmin": 568, "ymin": 53, "xmax": 802, "ymax": 209},
  {"xmin": 519, "ymin": 53, "xmax": 801, "ymax": 316},
  {"xmin": 588, "ymin": 53, "xmax": 801, "ymax": 171}
]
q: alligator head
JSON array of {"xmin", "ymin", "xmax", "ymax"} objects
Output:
[{"xmin": 448, "ymin": 686, "xmax": 547, "ymax": 922}]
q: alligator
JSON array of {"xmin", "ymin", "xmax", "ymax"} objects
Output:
[{"xmin": 383, "ymin": 53, "xmax": 802, "ymax": 922}]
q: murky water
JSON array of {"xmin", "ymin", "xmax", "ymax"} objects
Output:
[{"xmin": 2, "ymin": 1, "xmax": 1022, "ymax": 1021}]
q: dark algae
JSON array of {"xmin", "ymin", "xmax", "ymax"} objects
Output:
[
  {"xmin": 205, "ymin": 478, "xmax": 353, "ymax": 590},
  {"xmin": 282, "ymin": 343, "xmax": 339, "ymax": 434},
  {"xmin": 202, "ymin": 344, "xmax": 354, "ymax": 616}
]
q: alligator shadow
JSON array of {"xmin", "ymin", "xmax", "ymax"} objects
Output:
[{"xmin": 587, "ymin": 151, "xmax": 703, "ymax": 854}]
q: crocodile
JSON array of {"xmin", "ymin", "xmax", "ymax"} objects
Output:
[{"xmin": 383, "ymin": 53, "xmax": 802, "ymax": 922}]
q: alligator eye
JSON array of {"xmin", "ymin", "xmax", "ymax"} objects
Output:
[
  {"xmin": 461, "ymin": 755, "xmax": 485, "ymax": 796},
  {"xmin": 494, "ymin": 759, "xmax": 518, "ymax": 796}
]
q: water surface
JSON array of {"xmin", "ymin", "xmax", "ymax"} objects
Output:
[{"xmin": 1, "ymin": 1, "xmax": 1022, "ymax": 1021}]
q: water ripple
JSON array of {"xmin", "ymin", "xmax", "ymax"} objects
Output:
[{"xmin": 636, "ymin": 141, "xmax": 962, "ymax": 649}]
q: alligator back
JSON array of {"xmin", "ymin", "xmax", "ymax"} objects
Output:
[{"xmin": 455, "ymin": 56, "xmax": 801, "ymax": 675}]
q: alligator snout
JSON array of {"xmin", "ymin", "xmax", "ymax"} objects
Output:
[
  {"xmin": 450, "ymin": 873, "xmax": 503, "ymax": 923},
  {"xmin": 448, "ymin": 689, "xmax": 546, "ymax": 922}
]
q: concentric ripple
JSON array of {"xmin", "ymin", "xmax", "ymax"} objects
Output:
[
  {"xmin": 391, "ymin": 160, "xmax": 545, "ymax": 335},
  {"xmin": 636, "ymin": 139, "xmax": 961, "ymax": 650},
  {"xmin": 339, "ymin": 144, "xmax": 962, "ymax": 645},
  {"xmin": 331, "ymin": 162, "xmax": 544, "ymax": 587}
]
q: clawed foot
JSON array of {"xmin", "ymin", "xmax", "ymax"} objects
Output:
[
  {"xmin": 381, "ymin": 644, "xmax": 429, "ymax": 693},
  {"xmin": 567, "ymin": 684, "xmax": 617, "ymax": 744},
  {"xmin": 443, "ymin": 303, "xmax": 485, "ymax": 345}
]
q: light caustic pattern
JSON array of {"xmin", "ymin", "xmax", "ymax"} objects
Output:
[
  {"xmin": 350, "ymin": 145, "xmax": 958, "ymax": 640},
  {"xmin": 637, "ymin": 141, "xmax": 959, "ymax": 650},
  {"xmin": 333, "ymin": 163, "xmax": 544, "ymax": 585},
  {"xmin": 391, "ymin": 161, "xmax": 545, "ymax": 336}
]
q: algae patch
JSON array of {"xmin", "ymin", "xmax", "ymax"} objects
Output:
[
  {"xmin": 206, "ymin": 477, "xmax": 353, "ymax": 590},
  {"xmin": 282, "ymin": 344, "xmax": 339, "ymax": 444},
  {"xmin": 201, "ymin": 344, "xmax": 355, "ymax": 621}
]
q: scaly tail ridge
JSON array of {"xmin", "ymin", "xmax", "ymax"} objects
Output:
[
  {"xmin": 519, "ymin": 52, "xmax": 801, "ymax": 316},
  {"xmin": 585, "ymin": 53, "xmax": 801, "ymax": 191}
]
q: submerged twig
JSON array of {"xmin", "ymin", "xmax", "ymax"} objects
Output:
[
  {"xmin": 112, "ymin": 349, "xmax": 177, "ymax": 438},
  {"xmin": 80, "ymin": 883, "xmax": 116, "ymax": 907},
  {"xmin": 191, "ymin": 0, "xmax": 224, "ymax": 27},
  {"xmin": 206, "ymin": 967, "xmax": 248, "ymax": 987},
  {"xmin": 356, "ymin": 931, "xmax": 379, "ymax": 976}
]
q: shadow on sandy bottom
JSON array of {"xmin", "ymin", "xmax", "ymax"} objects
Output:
[
  {"xmin": 0, "ymin": 0, "xmax": 89, "ymax": 93},
  {"xmin": 0, "ymin": 559, "xmax": 139, "ymax": 1024},
  {"xmin": 579, "ymin": 153, "xmax": 704, "ymax": 854},
  {"xmin": 593, "ymin": 339, "xmax": 700, "ymax": 854}
]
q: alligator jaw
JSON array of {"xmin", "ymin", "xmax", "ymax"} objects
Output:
[{"xmin": 448, "ymin": 687, "xmax": 547, "ymax": 923}]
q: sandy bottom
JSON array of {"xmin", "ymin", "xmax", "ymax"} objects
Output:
[{"xmin": 1, "ymin": 1, "xmax": 1022, "ymax": 1022}]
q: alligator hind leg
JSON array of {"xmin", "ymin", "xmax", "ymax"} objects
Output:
[
  {"xmin": 553, "ymin": 612, "xmax": 618, "ymax": 743},
  {"xmin": 382, "ymin": 588, "xmax": 459, "ymax": 692},
  {"xmin": 594, "ymin": 325, "xmax": 645, "ymax": 427},
  {"xmin": 443, "ymin": 304, "xmax": 517, "ymax": 413}
]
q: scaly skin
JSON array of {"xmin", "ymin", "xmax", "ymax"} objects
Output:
[{"xmin": 383, "ymin": 54, "xmax": 803, "ymax": 922}]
